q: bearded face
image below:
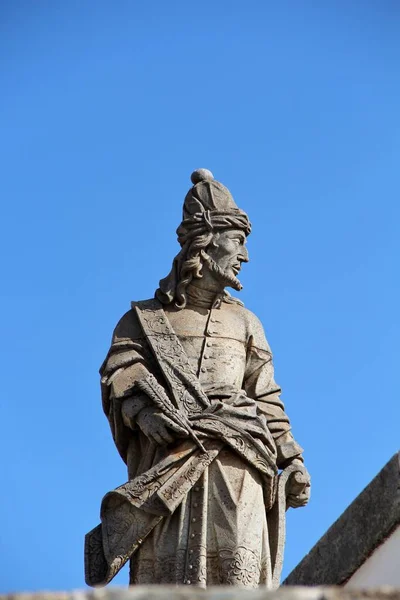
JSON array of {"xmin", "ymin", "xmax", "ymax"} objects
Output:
[{"xmin": 202, "ymin": 229, "xmax": 249, "ymax": 291}]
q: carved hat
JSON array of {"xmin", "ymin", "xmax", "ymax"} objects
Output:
[{"xmin": 177, "ymin": 169, "xmax": 251, "ymax": 245}]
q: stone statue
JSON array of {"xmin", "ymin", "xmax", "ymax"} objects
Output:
[{"xmin": 85, "ymin": 169, "xmax": 311, "ymax": 589}]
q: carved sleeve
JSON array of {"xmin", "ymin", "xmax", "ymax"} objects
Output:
[
  {"xmin": 100, "ymin": 309, "xmax": 157, "ymax": 462},
  {"xmin": 244, "ymin": 315, "xmax": 303, "ymax": 468}
]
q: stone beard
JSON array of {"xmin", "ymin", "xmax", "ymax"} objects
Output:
[
  {"xmin": 203, "ymin": 254, "xmax": 243, "ymax": 291},
  {"xmin": 85, "ymin": 169, "xmax": 311, "ymax": 589}
]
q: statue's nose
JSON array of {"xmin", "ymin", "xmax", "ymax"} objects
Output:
[{"xmin": 239, "ymin": 247, "xmax": 249, "ymax": 263}]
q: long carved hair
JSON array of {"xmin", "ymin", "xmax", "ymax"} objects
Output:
[
  {"xmin": 175, "ymin": 231, "xmax": 215, "ymax": 308},
  {"xmin": 156, "ymin": 231, "xmax": 217, "ymax": 309}
]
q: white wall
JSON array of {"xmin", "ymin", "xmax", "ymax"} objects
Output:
[{"xmin": 345, "ymin": 525, "xmax": 400, "ymax": 588}]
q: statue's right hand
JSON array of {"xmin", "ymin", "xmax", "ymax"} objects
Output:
[{"xmin": 136, "ymin": 406, "xmax": 189, "ymax": 445}]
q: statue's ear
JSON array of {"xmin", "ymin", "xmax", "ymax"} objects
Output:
[{"xmin": 208, "ymin": 232, "xmax": 220, "ymax": 249}]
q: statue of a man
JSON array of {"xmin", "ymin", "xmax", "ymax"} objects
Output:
[{"xmin": 85, "ymin": 169, "xmax": 310, "ymax": 589}]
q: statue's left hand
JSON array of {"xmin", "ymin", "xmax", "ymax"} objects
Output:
[{"xmin": 286, "ymin": 459, "xmax": 311, "ymax": 508}]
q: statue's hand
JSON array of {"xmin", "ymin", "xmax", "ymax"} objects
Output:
[
  {"xmin": 121, "ymin": 394, "xmax": 151, "ymax": 430},
  {"xmin": 286, "ymin": 459, "xmax": 311, "ymax": 508},
  {"xmin": 136, "ymin": 406, "xmax": 189, "ymax": 445}
]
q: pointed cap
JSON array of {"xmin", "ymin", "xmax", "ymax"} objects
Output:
[{"xmin": 183, "ymin": 168, "xmax": 241, "ymax": 219}]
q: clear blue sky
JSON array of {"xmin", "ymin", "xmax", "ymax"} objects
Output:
[{"xmin": 1, "ymin": 1, "xmax": 399, "ymax": 592}]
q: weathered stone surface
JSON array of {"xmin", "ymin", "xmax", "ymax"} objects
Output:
[
  {"xmin": 284, "ymin": 452, "xmax": 400, "ymax": 586},
  {"xmin": 85, "ymin": 170, "xmax": 311, "ymax": 588},
  {"xmin": 3, "ymin": 587, "xmax": 400, "ymax": 600}
]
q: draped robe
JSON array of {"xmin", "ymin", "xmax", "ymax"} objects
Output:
[{"xmin": 94, "ymin": 288, "xmax": 303, "ymax": 588}]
